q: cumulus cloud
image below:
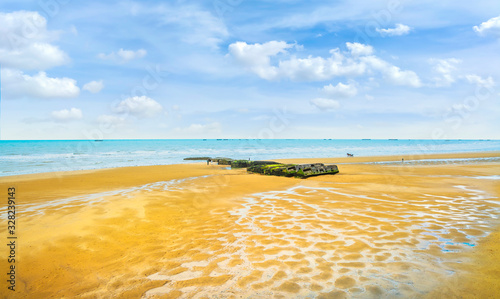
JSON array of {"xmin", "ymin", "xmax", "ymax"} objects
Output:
[
  {"xmin": 466, "ymin": 74, "xmax": 495, "ymax": 88},
  {"xmin": 1, "ymin": 68, "xmax": 80, "ymax": 99},
  {"xmin": 323, "ymin": 82, "xmax": 358, "ymax": 98},
  {"xmin": 0, "ymin": 11, "xmax": 53, "ymax": 44},
  {"xmin": 229, "ymin": 42, "xmax": 362, "ymax": 81},
  {"xmin": 228, "ymin": 41, "xmax": 293, "ymax": 80},
  {"xmin": 310, "ymin": 98, "xmax": 340, "ymax": 110},
  {"xmin": 0, "ymin": 42, "xmax": 69, "ymax": 71},
  {"xmin": 361, "ymin": 56, "xmax": 422, "ymax": 87},
  {"xmin": 473, "ymin": 15, "xmax": 500, "ymax": 37},
  {"xmin": 346, "ymin": 42, "xmax": 373, "ymax": 56},
  {"xmin": 51, "ymin": 108, "xmax": 83, "ymax": 122},
  {"xmin": 82, "ymin": 80, "xmax": 104, "ymax": 93},
  {"xmin": 114, "ymin": 96, "xmax": 163, "ymax": 118},
  {"xmin": 430, "ymin": 58, "xmax": 461, "ymax": 87},
  {"xmin": 0, "ymin": 11, "xmax": 79, "ymax": 101},
  {"xmin": 376, "ymin": 24, "xmax": 411, "ymax": 36},
  {"xmin": 277, "ymin": 51, "xmax": 364, "ymax": 81},
  {"xmin": 98, "ymin": 48, "xmax": 147, "ymax": 63},
  {"xmin": 0, "ymin": 11, "xmax": 70, "ymax": 70},
  {"xmin": 118, "ymin": 48, "xmax": 146, "ymax": 60},
  {"xmin": 229, "ymin": 41, "xmax": 421, "ymax": 87}
]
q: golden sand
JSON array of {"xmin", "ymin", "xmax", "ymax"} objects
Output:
[{"xmin": 0, "ymin": 152, "xmax": 499, "ymax": 298}]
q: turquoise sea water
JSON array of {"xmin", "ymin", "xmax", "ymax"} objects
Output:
[{"xmin": 0, "ymin": 139, "xmax": 499, "ymax": 177}]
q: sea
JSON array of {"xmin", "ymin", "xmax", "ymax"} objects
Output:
[{"xmin": 1, "ymin": 139, "xmax": 499, "ymax": 177}]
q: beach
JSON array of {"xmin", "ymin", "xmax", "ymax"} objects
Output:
[{"xmin": 0, "ymin": 152, "xmax": 499, "ymax": 298}]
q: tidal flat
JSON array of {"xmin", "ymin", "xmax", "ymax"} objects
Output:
[{"xmin": 0, "ymin": 152, "xmax": 499, "ymax": 298}]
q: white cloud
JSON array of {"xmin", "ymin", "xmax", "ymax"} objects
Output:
[
  {"xmin": 229, "ymin": 41, "xmax": 421, "ymax": 87},
  {"xmin": 230, "ymin": 43, "xmax": 365, "ymax": 81},
  {"xmin": 0, "ymin": 11, "xmax": 52, "ymax": 44},
  {"xmin": 229, "ymin": 41, "xmax": 292, "ymax": 66},
  {"xmin": 82, "ymin": 80, "xmax": 104, "ymax": 93},
  {"xmin": 466, "ymin": 74, "xmax": 495, "ymax": 88},
  {"xmin": 1, "ymin": 68, "xmax": 80, "ymax": 99},
  {"xmin": 118, "ymin": 48, "xmax": 146, "ymax": 61},
  {"xmin": 430, "ymin": 58, "xmax": 461, "ymax": 87},
  {"xmin": 0, "ymin": 11, "xmax": 69, "ymax": 70},
  {"xmin": 98, "ymin": 48, "xmax": 147, "ymax": 63},
  {"xmin": 228, "ymin": 41, "xmax": 293, "ymax": 80},
  {"xmin": 310, "ymin": 98, "xmax": 340, "ymax": 110},
  {"xmin": 114, "ymin": 96, "xmax": 163, "ymax": 118},
  {"xmin": 51, "ymin": 108, "xmax": 83, "ymax": 122},
  {"xmin": 0, "ymin": 42, "xmax": 69, "ymax": 71},
  {"xmin": 473, "ymin": 15, "xmax": 500, "ymax": 36},
  {"xmin": 277, "ymin": 53, "xmax": 362, "ymax": 81},
  {"xmin": 361, "ymin": 56, "xmax": 422, "ymax": 87},
  {"xmin": 323, "ymin": 82, "xmax": 358, "ymax": 98},
  {"xmin": 376, "ymin": 24, "xmax": 412, "ymax": 36},
  {"xmin": 346, "ymin": 42, "xmax": 373, "ymax": 56}
]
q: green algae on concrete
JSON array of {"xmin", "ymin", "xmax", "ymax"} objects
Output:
[{"xmin": 248, "ymin": 163, "xmax": 339, "ymax": 179}]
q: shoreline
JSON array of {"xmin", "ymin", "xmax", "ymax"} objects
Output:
[
  {"xmin": 0, "ymin": 151, "xmax": 497, "ymax": 205},
  {"xmin": 1, "ymin": 150, "xmax": 499, "ymax": 180},
  {"xmin": 2, "ymin": 150, "xmax": 499, "ymax": 180},
  {"xmin": 0, "ymin": 151, "xmax": 498, "ymax": 297}
]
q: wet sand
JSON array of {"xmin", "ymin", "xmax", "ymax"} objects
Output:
[{"xmin": 0, "ymin": 152, "xmax": 499, "ymax": 298}]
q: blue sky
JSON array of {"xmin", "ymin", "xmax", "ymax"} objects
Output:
[{"xmin": 1, "ymin": 0, "xmax": 499, "ymax": 139}]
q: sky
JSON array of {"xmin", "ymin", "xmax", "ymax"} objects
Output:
[{"xmin": 0, "ymin": 0, "xmax": 499, "ymax": 140}]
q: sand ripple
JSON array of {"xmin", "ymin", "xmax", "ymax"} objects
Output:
[
  {"xmin": 5, "ymin": 161, "xmax": 498, "ymax": 298},
  {"xmin": 144, "ymin": 181, "xmax": 499, "ymax": 298}
]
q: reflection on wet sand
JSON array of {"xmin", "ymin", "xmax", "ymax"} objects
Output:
[{"xmin": 146, "ymin": 181, "xmax": 499, "ymax": 298}]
